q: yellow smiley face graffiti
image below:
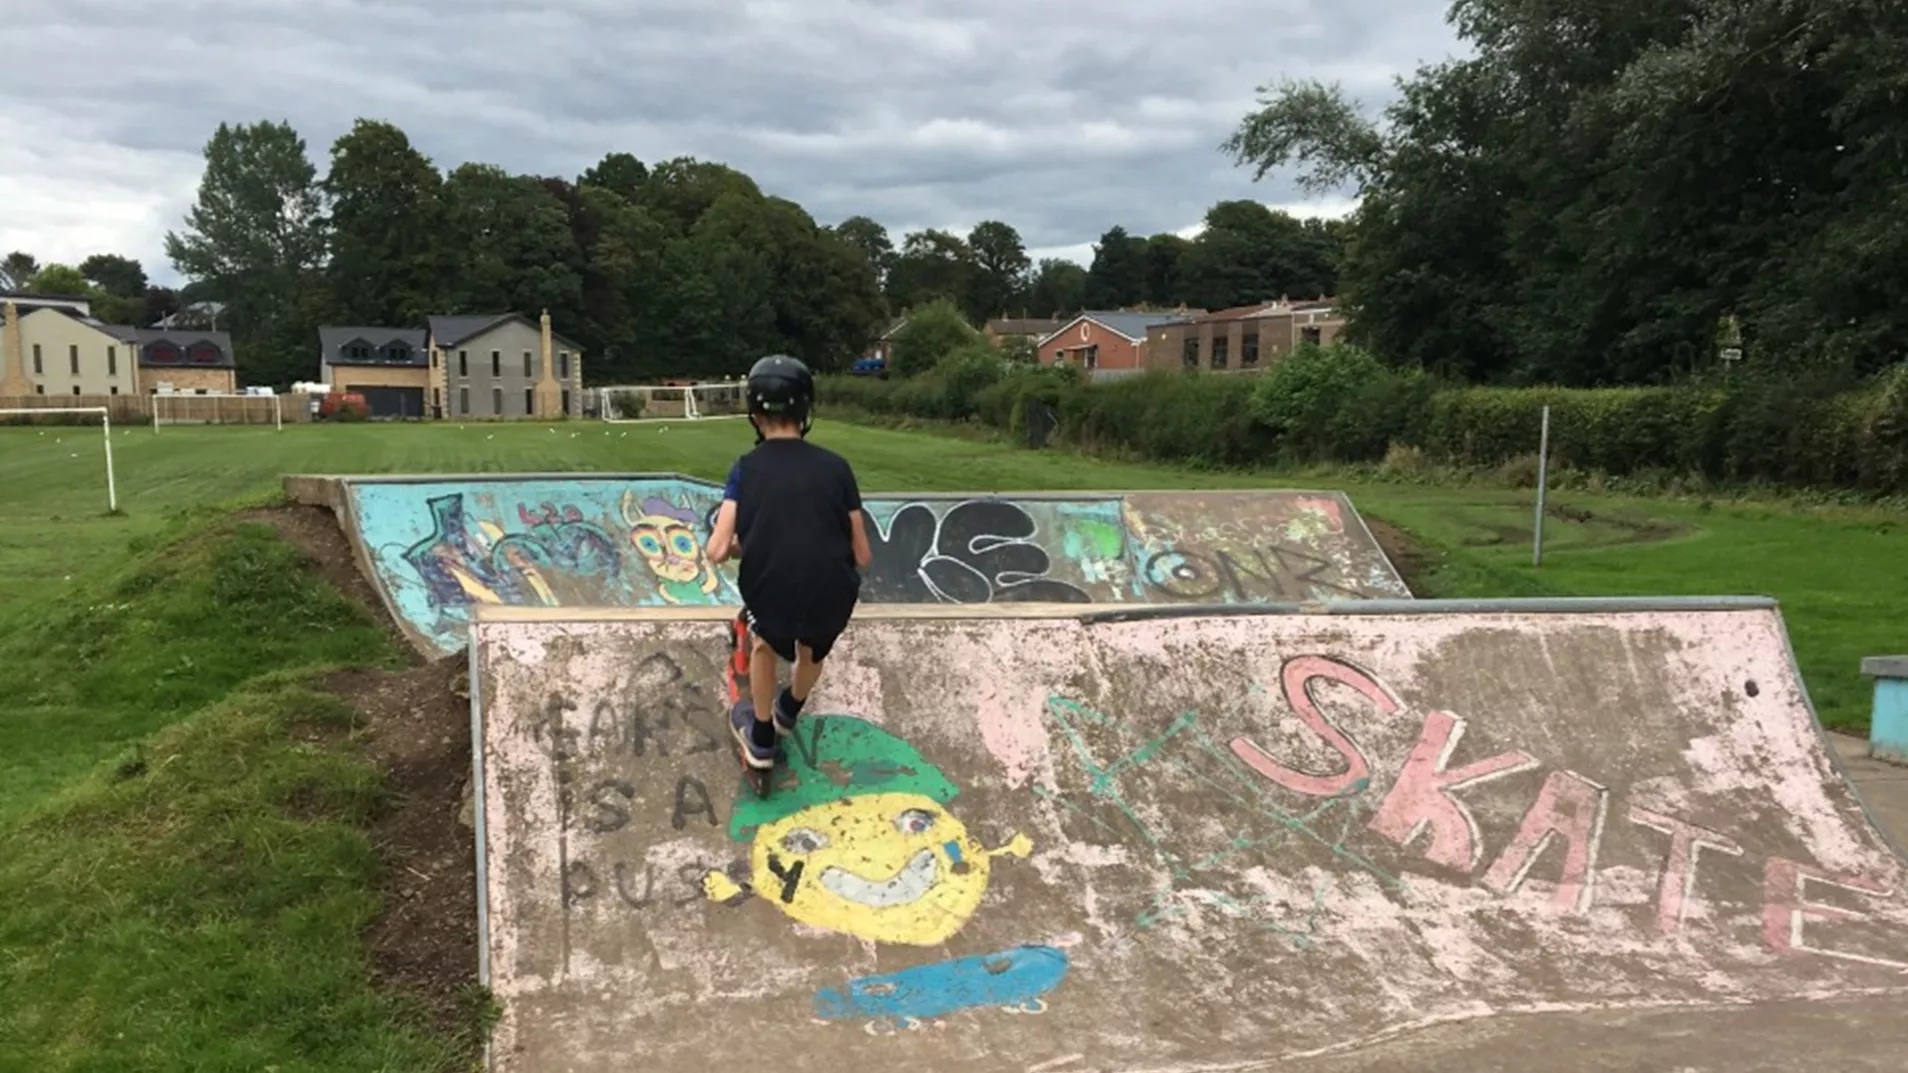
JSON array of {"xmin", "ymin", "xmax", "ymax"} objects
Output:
[
  {"xmin": 748, "ymin": 792, "xmax": 1031, "ymax": 946},
  {"xmin": 701, "ymin": 715, "xmax": 1033, "ymax": 948}
]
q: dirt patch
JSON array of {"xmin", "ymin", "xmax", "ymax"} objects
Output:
[
  {"xmin": 1363, "ymin": 517, "xmax": 1431, "ymax": 593},
  {"xmin": 234, "ymin": 503, "xmax": 404, "ymax": 649},
  {"xmin": 325, "ymin": 655, "xmax": 479, "ymax": 1039}
]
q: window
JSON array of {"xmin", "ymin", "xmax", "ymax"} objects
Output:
[
  {"xmin": 108, "ymin": 346, "xmax": 117, "ymax": 375},
  {"xmin": 1182, "ymin": 337, "xmax": 1198, "ymax": 368},
  {"xmin": 559, "ymin": 351, "xmax": 570, "ymax": 379},
  {"xmin": 523, "ymin": 350, "xmax": 532, "ymax": 378},
  {"xmin": 1300, "ymin": 325, "xmax": 1322, "ymax": 345},
  {"xmin": 71, "ymin": 385, "xmax": 81, "ymax": 395},
  {"xmin": 34, "ymin": 384, "xmax": 44, "ymax": 395},
  {"xmin": 492, "ymin": 387, "xmax": 503, "ymax": 415},
  {"xmin": 188, "ymin": 343, "xmax": 221, "ymax": 364},
  {"xmin": 147, "ymin": 342, "xmax": 182, "ymax": 364},
  {"xmin": 31, "ymin": 344, "xmax": 41, "ymax": 374},
  {"xmin": 561, "ymin": 388, "xmax": 571, "ymax": 414},
  {"xmin": 458, "ymin": 350, "xmax": 468, "ymax": 377},
  {"xmin": 1211, "ymin": 336, "xmax": 1228, "ymax": 370},
  {"xmin": 1083, "ymin": 344, "xmax": 1099, "ymax": 369},
  {"xmin": 525, "ymin": 388, "xmax": 535, "ymax": 415},
  {"xmin": 491, "ymin": 350, "xmax": 500, "ymax": 377},
  {"xmin": 69, "ymin": 344, "xmax": 79, "ymax": 375},
  {"xmin": 110, "ymin": 385, "xmax": 119, "ymax": 395},
  {"xmin": 459, "ymin": 387, "xmax": 470, "ymax": 414},
  {"xmin": 1241, "ymin": 333, "xmax": 1260, "ymax": 367},
  {"xmin": 385, "ymin": 345, "xmax": 411, "ymax": 363}
]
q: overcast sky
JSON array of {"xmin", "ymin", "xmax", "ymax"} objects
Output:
[{"xmin": 0, "ymin": 0, "xmax": 1463, "ymax": 288}]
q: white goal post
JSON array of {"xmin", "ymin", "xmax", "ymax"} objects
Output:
[
  {"xmin": 152, "ymin": 391, "xmax": 283, "ymax": 431},
  {"xmin": 596, "ymin": 382, "xmax": 749, "ymax": 423},
  {"xmin": 0, "ymin": 406, "xmax": 117, "ymax": 512}
]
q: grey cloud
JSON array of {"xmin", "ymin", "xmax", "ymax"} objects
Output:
[{"xmin": 0, "ymin": 0, "xmax": 1460, "ymax": 280}]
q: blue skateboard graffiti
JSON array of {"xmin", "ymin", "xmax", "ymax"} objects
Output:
[{"xmin": 812, "ymin": 944, "xmax": 1069, "ymax": 1025}]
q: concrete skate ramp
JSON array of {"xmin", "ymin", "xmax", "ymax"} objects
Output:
[
  {"xmin": 286, "ymin": 472, "xmax": 1409, "ymax": 657},
  {"xmin": 469, "ymin": 598, "xmax": 1908, "ymax": 1072}
]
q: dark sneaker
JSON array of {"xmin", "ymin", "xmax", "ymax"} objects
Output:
[
  {"xmin": 729, "ymin": 701, "xmax": 775, "ymax": 770},
  {"xmin": 771, "ymin": 687, "xmax": 801, "ymax": 736}
]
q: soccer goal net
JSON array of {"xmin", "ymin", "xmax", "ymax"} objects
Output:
[
  {"xmin": 152, "ymin": 392, "xmax": 284, "ymax": 431},
  {"xmin": 0, "ymin": 406, "xmax": 119, "ymax": 512},
  {"xmin": 597, "ymin": 383, "xmax": 747, "ymax": 422}
]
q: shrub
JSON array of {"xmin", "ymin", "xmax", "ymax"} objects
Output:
[
  {"xmin": 889, "ymin": 298, "xmax": 981, "ymax": 378},
  {"xmin": 1248, "ymin": 343, "xmax": 1430, "ymax": 463},
  {"xmin": 934, "ymin": 344, "xmax": 1008, "ymax": 420}
]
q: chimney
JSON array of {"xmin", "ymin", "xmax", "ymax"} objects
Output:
[
  {"xmin": 0, "ymin": 300, "xmax": 29, "ymax": 397},
  {"xmin": 537, "ymin": 308, "xmax": 559, "ymax": 418}
]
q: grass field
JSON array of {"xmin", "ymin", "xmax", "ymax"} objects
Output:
[
  {"xmin": 2, "ymin": 418, "xmax": 1901, "ymax": 728},
  {"xmin": 0, "ymin": 414, "xmax": 1903, "ymax": 1071}
]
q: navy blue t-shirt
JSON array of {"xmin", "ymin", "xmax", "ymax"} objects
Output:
[{"xmin": 724, "ymin": 438, "xmax": 863, "ymax": 629}]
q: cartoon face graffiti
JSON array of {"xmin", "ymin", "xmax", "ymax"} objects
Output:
[
  {"xmin": 619, "ymin": 490, "xmax": 722, "ymax": 602},
  {"xmin": 752, "ymin": 791, "xmax": 1031, "ymax": 945},
  {"xmin": 704, "ymin": 716, "xmax": 1031, "ymax": 947}
]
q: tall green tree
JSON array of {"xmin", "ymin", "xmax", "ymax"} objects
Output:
[
  {"xmin": 0, "ymin": 252, "xmax": 38, "ymax": 291},
  {"xmin": 886, "ymin": 229, "xmax": 972, "ymax": 314},
  {"xmin": 831, "ymin": 215, "xmax": 896, "ymax": 296},
  {"xmin": 580, "ymin": 152, "xmax": 649, "ymax": 202},
  {"xmin": 1027, "ymin": 259, "xmax": 1088, "ymax": 318},
  {"xmin": 322, "ymin": 119, "xmax": 447, "ymax": 324},
  {"xmin": 1083, "ymin": 226, "xmax": 1147, "ymax": 309},
  {"xmin": 164, "ymin": 119, "xmax": 328, "ymax": 387},
  {"xmin": 439, "ymin": 163, "xmax": 586, "ymax": 323},
  {"xmin": 963, "ymin": 220, "xmax": 1031, "ymax": 319}
]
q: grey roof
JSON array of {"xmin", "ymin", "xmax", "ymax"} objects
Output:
[
  {"xmin": 319, "ymin": 325, "xmax": 429, "ymax": 367},
  {"xmin": 95, "ymin": 323, "xmax": 141, "ymax": 341},
  {"xmin": 1043, "ymin": 310, "xmax": 1189, "ymax": 344},
  {"xmin": 427, "ymin": 314, "xmax": 515, "ymax": 348},
  {"xmin": 135, "ymin": 328, "xmax": 235, "ymax": 368},
  {"xmin": 428, "ymin": 312, "xmax": 586, "ymax": 352}
]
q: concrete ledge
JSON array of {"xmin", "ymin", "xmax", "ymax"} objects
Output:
[
  {"xmin": 1864, "ymin": 655, "xmax": 1908, "ymax": 767},
  {"xmin": 1863, "ymin": 655, "xmax": 1908, "ymax": 679}
]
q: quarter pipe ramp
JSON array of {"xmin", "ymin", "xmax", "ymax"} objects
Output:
[
  {"xmin": 285, "ymin": 474, "xmax": 1410, "ymax": 657},
  {"xmin": 468, "ymin": 598, "xmax": 1908, "ymax": 1072}
]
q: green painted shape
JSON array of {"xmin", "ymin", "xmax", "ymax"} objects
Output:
[{"xmin": 727, "ymin": 714, "xmax": 959, "ymax": 842}]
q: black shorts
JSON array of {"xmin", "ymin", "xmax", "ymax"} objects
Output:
[{"xmin": 742, "ymin": 602, "xmax": 853, "ymax": 663}]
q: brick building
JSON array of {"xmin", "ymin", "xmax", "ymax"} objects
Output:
[
  {"xmin": 1036, "ymin": 311, "xmax": 1189, "ymax": 372},
  {"xmin": 1143, "ymin": 299, "xmax": 1346, "ymax": 374}
]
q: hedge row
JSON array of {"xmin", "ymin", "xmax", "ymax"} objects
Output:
[{"xmin": 818, "ymin": 343, "xmax": 1908, "ymax": 494}]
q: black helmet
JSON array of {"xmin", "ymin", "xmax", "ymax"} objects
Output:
[{"xmin": 746, "ymin": 354, "xmax": 815, "ymax": 438}]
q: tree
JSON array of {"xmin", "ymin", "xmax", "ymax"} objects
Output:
[
  {"xmin": 579, "ymin": 152, "xmax": 649, "ymax": 202},
  {"xmin": 831, "ymin": 215, "xmax": 896, "ymax": 294},
  {"xmin": 1142, "ymin": 234, "xmax": 1192, "ymax": 306},
  {"xmin": 888, "ymin": 297, "xmax": 980, "ymax": 377},
  {"xmin": 0, "ymin": 252, "xmax": 38, "ymax": 291},
  {"xmin": 1026, "ymin": 259, "xmax": 1088, "ymax": 318},
  {"xmin": 439, "ymin": 163, "xmax": 586, "ymax": 325},
  {"xmin": 322, "ymin": 118, "xmax": 448, "ymax": 324},
  {"xmin": 964, "ymin": 220, "xmax": 1031, "ymax": 319},
  {"xmin": 886, "ymin": 229, "xmax": 972, "ymax": 314},
  {"xmin": 78, "ymin": 254, "xmax": 147, "ymax": 298},
  {"xmin": 1083, "ymin": 226, "xmax": 1147, "ymax": 309},
  {"xmin": 24, "ymin": 263, "xmax": 90, "ymax": 296},
  {"xmin": 1222, "ymin": 0, "xmax": 1908, "ymax": 385},
  {"xmin": 165, "ymin": 119, "xmax": 328, "ymax": 388},
  {"xmin": 1175, "ymin": 201, "xmax": 1339, "ymax": 310}
]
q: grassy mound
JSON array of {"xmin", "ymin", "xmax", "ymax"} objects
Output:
[{"xmin": 0, "ymin": 519, "xmax": 485, "ymax": 1071}]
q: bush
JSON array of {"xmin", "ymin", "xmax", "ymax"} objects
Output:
[
  {"xmin": 1248, "ymin": 343, "xmax": 1431, "ymax": 463},
  {"xmin": 934, "ymin": 344, "xmax": 1008, "ymax": 420},
  {"xmin": 824, "ymin": 344, "xmax": 1908, "ymax": 495},
  {"xmin": 889, "ymin": 298, "xmax": 981, "ymax": 378}
]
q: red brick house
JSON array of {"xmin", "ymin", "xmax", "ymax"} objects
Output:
[{"xmin": 1036, "ymin": 311, "xmax": 1191, "ymax": 372}]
